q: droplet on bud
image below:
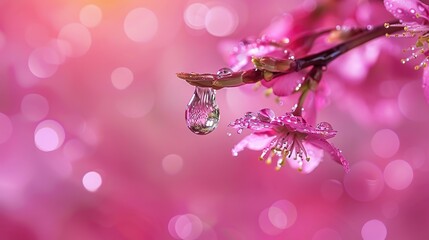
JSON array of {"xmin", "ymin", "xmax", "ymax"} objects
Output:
[
  {"xmin": 185, "ymin": 87, "xmax": 220, "ymax": 135},
  {"xmin": 217, "ymin": 67, "xmax": 233, "ymax": 77},
  {"xmin": 316, "ymin": 122, "xmax": 333, "ymax": 131}
]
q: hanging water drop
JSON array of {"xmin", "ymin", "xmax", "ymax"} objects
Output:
[{"xmin": 185, "ymin": 87, "xmax": 220, "ymax": 135}]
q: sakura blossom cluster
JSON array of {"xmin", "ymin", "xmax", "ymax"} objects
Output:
[{"xmin": 178, "ymin": 0, "xmax": 428, "ymax": 173}]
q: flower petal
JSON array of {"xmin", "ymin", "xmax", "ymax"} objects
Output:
[
  {"xmin": 384, "ymin": 0, "xmax": 428, "ymax": 23},
  {"xmin": 261, "ymin": 72, "xmax": 304, "ymax": 97},
  {"xmin": 307, "ymin": 138, "xmax": 350, "ymax": 172},
  {"xmin": 287, "ymin": 142, "xmax": 323, "ymax": 173},
  {"xmin": 232, "ymin": 132, "xmax": 275, "ymax": 156}
]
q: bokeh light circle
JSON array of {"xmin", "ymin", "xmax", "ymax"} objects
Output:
[
  {"xmin": 111, "ymin": 67, "xmax": 134, "ymax": 90},
  {"xmin": 34, "ymin": 120, "xmax": 65, "ymax": 152},
  {"xmin": 371, "ymin": 129, "xmax": 400, "ymax": 158},
  {"xmin": 82, "ymin": 171, "xmax": 102, "ymax": 192},
  {"xmin": 398, "ymin": 81, "xmax": 429, "ymax": 121},
  {"xmin": 259, "ymin": 200, "xmax": 297, "ymax": 235},
  {"xmin": 343, "ymin": 162, "xmax": 384, "ymax": 202},
  {"xmin": 28, "ymin": 47, "xmax": 61, "ymax": 78},
  {"xmin": 57, "ymin": 23, "xmax": 92, "ymax": 57},
  {"xmin": 124, "ymin": 8, "xmax": 158, "ymax": 42},
  {"xmin": 21, "ymin": 93, "xmax": 49, "ymax": 121},
  {"xmin": 162, "ymin": 154, "xmax": 183, "ymax": 175},
  {"xmin": 168, "ymin": 214, "xmax": 203, "ymax": 240},
  {"xmin": 80, "ymin": 4, "xmax": 102, "ymax": 28},
  {"xmin": 0, "ymin": 113, "xmax": 13, "ymax": 144},
  {"xmin": 361, "ymin": 219, "xmax": 387, "ymax": 240},
  {"xmin": 184, "ymin": 3, "xmax": 209, "ymax": 30},
  {"xmin": 205, "ymin": 6, "xmax": 238, "ymax": 37},
  {"xmin": 384, "ymin": 160, "xmax": 413, "ymax": 190}
]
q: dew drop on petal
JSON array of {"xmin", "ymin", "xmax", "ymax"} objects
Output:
[
  {"xmin": 185, "ymin": 87, "xmax": 220, "ymax": 135},
  {"xmin": 384, "ymin": 160, "xmax": 413, "ymax": 190},
  {"xmin": 316, "ymin": 122, "xmax": 333, "ymax": 131},
  {"xmin": 82, "ymin": 171, "xmax": 102, "ymax": 192},
  {"xmin": 361, "ymin": 219, "xmax": 387, "ymax": 240},
  {"xmin": 258, "ymin": 108, "xmax": 275, "ymax": 122}
]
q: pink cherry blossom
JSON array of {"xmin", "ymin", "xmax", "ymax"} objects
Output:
[
  {"xmin": 229, "ymin": 108, "xmax": 349, "ymax": 173},
  {"xmin": 384, "ymin": 0, "xmax": 429, "ymax": 102}
]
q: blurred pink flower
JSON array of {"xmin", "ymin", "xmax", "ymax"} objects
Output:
[
  {"xmin": 384, "ymin": 0, "xmax": 429, "ymax": 102},
  {"xmin": 229, "ymin": 109, "xmax": 349, "ymax": 173}
]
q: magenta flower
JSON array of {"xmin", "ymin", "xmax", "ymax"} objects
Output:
[
  {"xmin": 384, "ymin": 0, "xmax": 429, "ymax": 101},
  {"xmin": 229, "ymin": 109, "xmax": 349, "ymax": 173}
]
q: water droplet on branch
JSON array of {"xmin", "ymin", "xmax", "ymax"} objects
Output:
[
  {"xmin": 185, "ymin": 87, "xmax": 220, "ymax": 135},
  {"xmin": 217, "ymin": 67, "xmax": 233, "ymax": 77}
]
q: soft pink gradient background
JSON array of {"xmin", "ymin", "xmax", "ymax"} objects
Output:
[{"xmin": 1, "ymin": 0, "xmax": 429, "ymax": 239}]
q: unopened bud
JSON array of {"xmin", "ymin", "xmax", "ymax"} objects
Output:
[{"xmin": 252, "ymin": 57, "xmax": 293, "ymax": 72}]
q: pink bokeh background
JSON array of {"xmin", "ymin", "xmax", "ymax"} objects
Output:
[{"xmin": 1, "ymin": 0, "xmax": 429, "ymax": 239}]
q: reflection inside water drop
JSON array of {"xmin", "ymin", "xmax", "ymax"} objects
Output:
[{"xmin": 185, "ymin": 87, "xmax": 220, "ymax": 135}]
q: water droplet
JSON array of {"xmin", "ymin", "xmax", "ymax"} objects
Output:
[
  {"xmin": 396, "ymin": 8, "xmax": 403, "ymax": 14},
  {"xmin": 185, "ymin": 87, "xmax": 220, "ymax": 135},
  {"xmin": 258, "ymin": 108, "xmax": 275, "ymax": 122},
  {"xmin": 316, "ymin": 122, "xmax": 333, "ymax": 131},
  {"xmin": 410, "ymin": 8, "xmax": 416, "ymax": 14},
  {"xmin": 227, "ymin": 132, "xmax": 232, "ymax": 136},
  {"xmin": 217, "ymin": 67, "xmax": 233, "ymax": 77},
  {"xmin": 232, "ymin": 150, "xmax": 238, "ymax": 156},
  {"xmin": 237, "ymin": 128, "xmax": 243, "ymax": 134}
]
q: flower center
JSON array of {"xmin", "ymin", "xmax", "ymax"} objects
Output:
[{"xmin": 259, "ymin": 132, "xmax": 310, "ymax": 171}]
